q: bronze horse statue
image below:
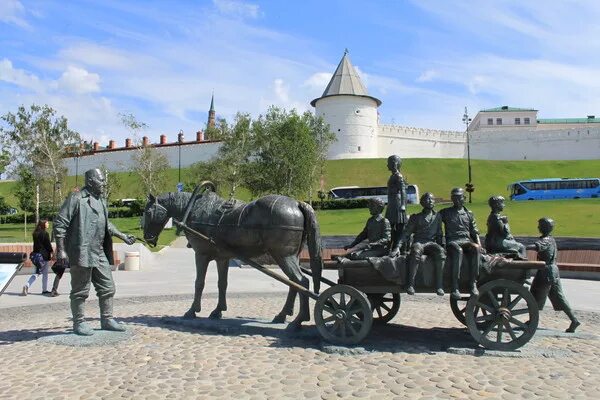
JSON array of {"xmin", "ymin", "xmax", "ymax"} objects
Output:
[{"xmin": 142, "ymin": 183, "xmax": 323, "ymax": 330}]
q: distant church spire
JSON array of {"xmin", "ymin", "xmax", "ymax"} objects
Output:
[{"xmin": 207, "ymin": 92, "xmax": 215, "ymax": 128}]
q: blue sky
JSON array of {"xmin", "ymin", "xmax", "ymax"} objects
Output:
[{"xmin": 2, "ymin": 0, "xmax": 600, "ymax": 145}]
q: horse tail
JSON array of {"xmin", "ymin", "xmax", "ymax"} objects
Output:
[{"xmin": 298, "ymin": 201, "xmax": 323, "ymax": 294}]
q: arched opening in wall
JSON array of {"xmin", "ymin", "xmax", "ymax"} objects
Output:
[{"xmin": 358, "ymin": 146, "xmax": 361, "ymax": 151}]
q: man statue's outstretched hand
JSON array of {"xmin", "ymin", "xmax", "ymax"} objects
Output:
[{"xmin": 122, "ymin": 234, "xmax": 136, "ymax": 245}]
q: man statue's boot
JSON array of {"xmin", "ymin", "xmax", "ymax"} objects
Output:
[
  {"xmin": 71, "ymin": 299, "xmax": 94, "ymax": 336},
  {"xmin": 435, "ymin": 258, "xmax": 445, "ymax": 296},
  {"xmin": 450, "ymin": 252, "xmax": 462, "ymax": 300},
  {"xmin": 406, "ymin": 257, "xmax": 418, "ymax": 295},
  {"xmin": 470, "ymin": 254, "xmax": 480, "ymax": 297},
  {"xmin": 99, "ymin": 297, "xmax": 126, "ymax": 332}
]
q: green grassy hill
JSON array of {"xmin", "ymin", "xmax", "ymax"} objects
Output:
[
  {"xmin": 2, "ymin": 158, "xmax": 599, "ymax": 204},
  {"xmin": 1, "ymin": 158, "xmax": 598, "ymax": 238},
  {"xmin": 323, "ymin": 158, "xmax": 600, "ymax": 202}
]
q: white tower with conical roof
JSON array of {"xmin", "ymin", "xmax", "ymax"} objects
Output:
[{"xmin": 311, "ymin": 50, "xmax": 381, "ymax": 159}]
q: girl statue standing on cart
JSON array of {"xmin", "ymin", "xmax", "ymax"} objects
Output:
[{"xmin": 386, "ymin": 155, "xmax": 407, "ymax": 257}]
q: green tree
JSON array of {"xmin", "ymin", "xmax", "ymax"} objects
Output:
[
  {"xmin": 13, "ymin": 165, "xmax": 36, "ymax": 236},
  {"xmin": 1, "ymin": 104, "xmax": 80, "ymax": 201},
  {"xmin": 188, "ymin": 113, "xmax": 252, "ymax": 198},
  {"xmin": 0, "ymin": 196, "xmax": 11, "ymax": 215},
  {"xmin": 245, "ymin": 107, "xmax": 333, "ymax": 198},
  {"xmin": 119, "ymin": 113, "xmax": 170, "ymax": 196},
  {"xmin": 99, "ymin": 164, "xmax": 122, "ymax": 203},
  {"xmin": 0, "ymin": 149, "xmax": 9, "ymax": 179}
]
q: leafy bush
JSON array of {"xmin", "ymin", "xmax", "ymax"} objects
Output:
[
  {"xmin": 128, "ymin": 199, "xmax": 146, "ymax": 216},
  {"xmin": 108, "ymin": 207, "xmax": 135, "ymax": 218}
]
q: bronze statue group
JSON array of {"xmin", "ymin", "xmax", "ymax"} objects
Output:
[
  {"xmin": 52, "ymin": 164, "xmax": 579, "ymax": 337},
  {"xmin": 342, "ymin": 155, "xmax": 580, "ymax": 333}
]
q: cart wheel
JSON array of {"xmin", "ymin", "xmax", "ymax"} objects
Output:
[
  {"xmin": 450, "ymin": 294, "xmax": 494, "ymax": 330},
  {"xmin": 465, "ymin": 279, "xmax": 539, "ymax": 351},
  {"xmin": 450, "ymin": 294, "xmax": 471, "ymax": 326},
  {"xmin": 314, "ymin": 285, "xmax": 373, "ymax": 345},
  {"xmin": 367, "ymin": 293, "xmax": 400, "ymax": 325}
]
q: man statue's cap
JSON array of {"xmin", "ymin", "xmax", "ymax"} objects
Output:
[{"xmin": 451, "ymin": 187, "xmax": 464, "ymax": 196}]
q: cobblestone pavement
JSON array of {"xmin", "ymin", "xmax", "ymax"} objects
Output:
[{"xmin": 0, "ymin": 293, "xmax": 598, "ymax": 400}]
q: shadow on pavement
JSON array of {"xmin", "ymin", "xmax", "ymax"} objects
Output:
[
  {"xmin": 0, "ymin": 326, "xmax": 67, "ymax": 345},
  {"xmin": 118, "ymin": 313, "xmax": 481, "ymax": 353}
]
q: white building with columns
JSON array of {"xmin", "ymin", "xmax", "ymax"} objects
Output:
[{"xmin": 468, "ymin": 106, "xmax": 600, "ymax": 160}]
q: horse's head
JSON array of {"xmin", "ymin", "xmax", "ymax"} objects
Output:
[{"xmin": 141, "ymin": 194, "xmax": 169, "ymax": 247}]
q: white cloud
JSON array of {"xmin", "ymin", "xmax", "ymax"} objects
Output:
[
  {"xmin": 303, "ymin": 72, "xmax": 331, "ymax": 91},
  {"xmin": 57, "ymin": 66, "xmax": 101, "ymax": 94},
  {"xmin": 58, "ymin": 43, "xmax": 134, "ymax": 70},
  {"xmin": 212, "ymin": 0, "xmax": 260, "ymax": 19},
  {"xmin": 0, "ymin": 58, "xmax": 42, "ymax": 91},
  {"xmin": 416, "ymin": 69, "xmax": 437, "ymax": 83},
  {"xmin": 0, "ymin": 0, "xmax": 29, "ymax": 28},
  {"xmin": 273, "ymin": 78, "xmax": 289, "ymax": 103}
]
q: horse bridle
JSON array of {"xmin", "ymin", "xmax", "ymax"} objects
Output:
[{"xmin": 175, "ymin": 181, "xmax": 216, "ymax": 236}]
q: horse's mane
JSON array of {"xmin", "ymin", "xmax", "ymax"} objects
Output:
[{"xmin": 156, "ymin": 191, "xmax": 232, "ymax": 217}]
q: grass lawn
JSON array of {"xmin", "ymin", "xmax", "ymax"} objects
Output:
[
  {"xmin": 1, "ymin": 158, "xmax": 598, "ymax": 245},
  {"xmin": 0, "ymin": 218, "xmax": 177, "ymax": 252},
  {"xmin": 0, "ymin": 198, "xmax": 597, "ymax": 249}
]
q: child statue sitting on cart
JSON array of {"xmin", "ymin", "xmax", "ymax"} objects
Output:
[
  {"xmin": 397, "ymin": 192, "xmax": 446, "ymax": 296},
  {"xmin": 485, "ymin": 195, "xmax": 527, "ymax": 259},
  {"xmin": 341, "ymin": 198, "xmax": 391, "ymax": 260}
]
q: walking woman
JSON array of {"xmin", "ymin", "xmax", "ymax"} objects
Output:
[{"xmin": 21, "ymin": 219, "xmax": 53, "ymax": 296}]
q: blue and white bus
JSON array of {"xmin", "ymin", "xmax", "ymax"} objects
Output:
[
  {"xmin": 508, "ymin": 178, "xmax": 600, "ymax": 201},
  {"xmin": 329, "ymin": 185, "xmax": 420, "ymax": 204}
]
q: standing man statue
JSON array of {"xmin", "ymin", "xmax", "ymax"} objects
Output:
[
  {"xmin": 54, "ymin": 168, "xmax": 136, "ymax": 336},
  {"xmin": 440, "ymin": 187, "xmax": 482, "ymax": 299},
  {"xmin": 528, "ymin": 218, "xmax": 580, "ymax": 333},
  {"xmin": 385, "ymin": 155, "xmax": 407, "ymax": 257},
  {"xmin": 342, "ymin": 198, "xmax": 391, "ymax": 260},
  {"xmin": 485, "ymin": 195, "xmax": 527, "ymax": 259},
  {"xmin": 398, "ymin": 192, "xmax": 446, "ymax": 296}
]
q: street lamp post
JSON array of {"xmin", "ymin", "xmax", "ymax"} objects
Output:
[
  {"xmin": 177, "ymin": 130, "xmax": 184, "ymax": 191},
  {"xmin": 462, "ymin": 107, "xmax": 473, "ymax": 203}
]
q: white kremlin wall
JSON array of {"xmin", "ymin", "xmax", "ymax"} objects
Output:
[
  {"xmin": 470, "ymin": 127, "xmax": 600, "ymax": 160},
  {"xmin": 378, "ymin": 125, "xmax": 466, "ymax": 159},
  {"xmin": 63, "ymin": 141, "xmax": 221, "ymax": 176},
  {"xmin": 315, "ymin": 96, "xmax": 379, "ymax": 159}
]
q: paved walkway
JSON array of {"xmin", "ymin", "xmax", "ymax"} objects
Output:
[
  {"xmin": 1, "ymin": 242, "xmax": 599, "ymax": 399},
  {"xmin": 2, "ymin": 240, "xmax": 600, "ymax": 312}
]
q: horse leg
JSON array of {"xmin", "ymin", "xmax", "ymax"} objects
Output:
[
  {"xmin": 184, "ymin": 253, "xmax": 210, "ymax": 319},
  {"xmin": 272, "ymin": 288, "xmax": 296, "ymax": 324},
  {"xmin": 272, "ymin": 254, "xmax": 310, "ymax": 331},
  {"xmin": 209, "ymin": 258, "xmax": 229, "ymax": 319}
]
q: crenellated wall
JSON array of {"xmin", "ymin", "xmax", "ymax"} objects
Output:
[
  {"xmin": 377, "ymin": 124, "xmax": 466, "ymax": 158},
  {"xmin": 470, "ymin": 127, "xmax": 600, "ymax": 160},
  {"xmin": 63, "ymin": 141, "xmax": 222, "ymax": 175}
]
